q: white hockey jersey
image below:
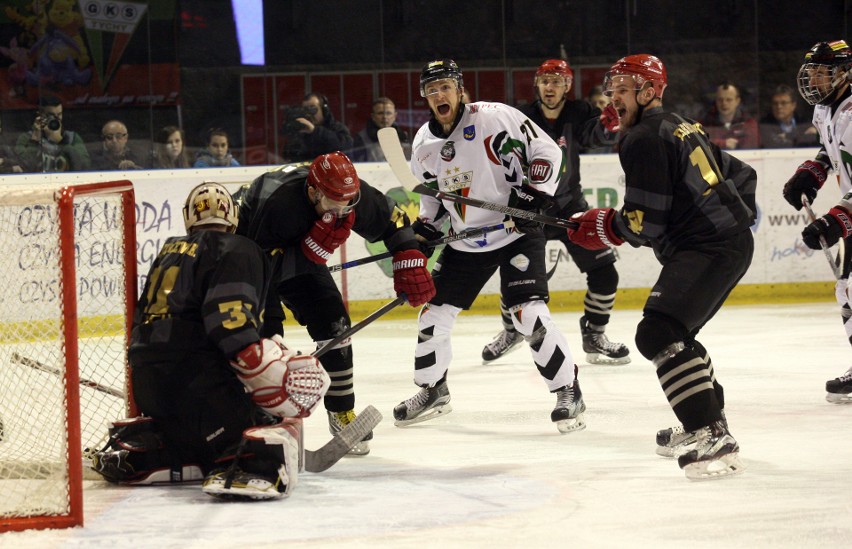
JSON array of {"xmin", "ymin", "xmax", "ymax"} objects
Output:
[
  {"xmin": 411, "ymin": 101, "xmax": 564, "ymax": 252},
  {"xmin": 813, "ymin": 94, "xmax": 852, "ymax": 194}
]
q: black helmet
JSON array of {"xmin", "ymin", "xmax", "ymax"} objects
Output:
[
  {"xmin": 797, "ymin": 40, "xmax": 852, "ymax": 105},
  {"xmin": 419, "ymin": 59, "xmax": 463, "ymax": 98}
]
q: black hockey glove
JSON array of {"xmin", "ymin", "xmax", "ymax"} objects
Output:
[
  {"xmin": 411, "ymin": 219, "xmax": 443, "ymax": 258},
  {"xmin": 802, "ymin": 207, "xmax": 852, "ymax": 250},
  {"xmin": 508, "ymin": 185, "xmax": 553, "ymax": 235},
  {"xmin": 783, "ymin": 160, "xmax": 828, "ymax": 210}
]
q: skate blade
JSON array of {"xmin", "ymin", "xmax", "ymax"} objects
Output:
[
  {"xmin": 394, "ymin": 403, "xmax": 452, "ymax": 427},
  {"xmin": 345, "ymin": 440, "xmax": 370, "ymax": 456},
  {"xmin": 655, "ymin": 442, "xmax": 696, "ymax": 458},
  {"xmin": 826, "ymin": 392, "xmax": 852, "ymax": 403},
  {"xmin": 682, "ymin": 452, "xmax": 746, "ymax": 481},
  {"xmin": 586, "ymin": 352, "xmax": 631, "ymax": 366},
  {"xmin": 555, "ymin": 413, "xmax": 587, "ymax": 434}
]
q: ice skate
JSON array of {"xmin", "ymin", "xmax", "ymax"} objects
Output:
[
  {"xmin": 551, "ymin": 378, "xmax": 587, "ymax": 434},
  {"xmin": 481, "ymin": 329, "xmax": 524, "ymax": 363},
  {"xmin": 580, "ymin": 316, "xmax": 630, "ymax": 365},
  {"xmin": 202, "ymin": 467, "xmax": 285, "ymax": 500},
  {"xmin": 393, "ymin": 378, "xmax": 452, "ymax": 426},
  {"xmin": 677, "ymin": 420, "xmax": 745, "ymax": 480},
  {"xmin": 655, "ymin": 424, "xmax": 698, "ymax": 457},
  {"xmin": 825, "ymin": 367, "xmax": 852, "ymax": 403},
  {"xmin": 328, "ymin": 409, "xmax": 373, "ymax": 456}
]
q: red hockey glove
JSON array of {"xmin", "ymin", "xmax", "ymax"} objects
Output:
[
  {"xmin": 566, "ymin": 208, "xmax": 624, "ymax": 250},
  {"xmin": 783, "ymin": 160, "xmax": 828, "ymax": 210},
  {"xmin": 802, "ymin": 206, "xmax": 852, "ymax": 250},
  {"xmin": 392, "ymin": 249, "xmax": 435, "ymax": 307},
  {"xmin": 600, "ymin": 103, "xmax": 620, "ymax": 133},
  {"xmin": 301, "ymin": 211, "xmax": 356, "ymax": 264}
]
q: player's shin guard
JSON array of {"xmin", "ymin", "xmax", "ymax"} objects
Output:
[
  {"xmin": 653, "ymin": 342, "xmax": 723, "ymax": 432},
  {"xmin": 413, "ymin": 303, "xmax": 460, "ymax": 386},
  {"xmin": 202, "ymin": 419, "xmax": 303, "ymax": 500},
  {"xmin": 511, "ymin": 300, "xmax": 576, "ymax": 390},
  {"xmin": 314, "ymin": 336, "xmax": 355, "ymax": 413}
]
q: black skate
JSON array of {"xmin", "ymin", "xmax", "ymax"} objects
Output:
[
  {"xmin": 677, "ymin": 420, "xmax": 745, "ymax": 480},
  {"xmin": 825, "ymin": 368, "xmax": 852, "ymax": 403},
  {"xmin": 328, "ymin": 409, "xmax": 373, "ymax": 456},
  {"xmin": 655, "ymin": 424, "xmax": 699, "ymax": 457},
  {"xmin": 481, "ymin": 329, "xmax": 524, "ymax": 363},
  {"xmin": 551, "ymin": 377, "xmax": 587, "ymax": 434},
  {"xmin": 393, "ymin": 378, "xmax": 452, "ymax": 426},
  {"xmin": 580, "ymin": 316, "xmax": 630, "ymax": 365}
]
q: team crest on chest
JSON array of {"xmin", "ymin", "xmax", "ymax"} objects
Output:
[
  {"xmin": 441, "ymin": 141, "xmax": 456, "ymax": 161},
  {"xmin": 463, "ymin": 125, "xmax": 476, "ymax": 141}
]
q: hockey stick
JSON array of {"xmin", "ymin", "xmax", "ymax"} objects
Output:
[
  {"xmin": 377, "ymin": 128, "xmax": 578, "ymax": 231},
  {"xmin": 304, "ymin": 404, "xmax": 382, "ymax": 473},
  {"xmin": 312, "ymin": 296, "xmax": 406, "ymax": 359},
  {"xmin": 327, "ymin": 221, "xmax": 515, "ymax": 273},
  {"xmin": 11, "ymin": 352, "xmax": 125, "ymax": 398},
  {"xmin": 801, "ymin": 194, "xmax": 843, "ymax": 280}
]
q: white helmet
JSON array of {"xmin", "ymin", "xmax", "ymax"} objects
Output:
[{"xmin": 182, "ymin": 181, "xmax": 238, "ymax": 233}]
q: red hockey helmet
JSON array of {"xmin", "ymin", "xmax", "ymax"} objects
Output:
[
  {"xmin": 307, "ymin": 151, "xmax": 360, "ymax": 202},
  {"xmin": 535, "ymin": 59, "xmax": 574, "ymax": 88},
  {"xmin": 797, "ymin": 40, "xmax": 852, "ymax": 105},
  {"xmin": 603, "ymin": 54, "xmax": 667, "ymax": 99}
]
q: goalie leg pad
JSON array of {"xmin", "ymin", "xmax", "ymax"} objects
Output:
[
  {"xmin": 510, "ymin": 300, "xmax": 575, "ymax": 391},
  {"xmin": 413, "ymin": 303, "xmax": 461, "ymax": 386},
  {"xmin": 202, "ymin": 419, "xmax": 303, "ymax": 500}
]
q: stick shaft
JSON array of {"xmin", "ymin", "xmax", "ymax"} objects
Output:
[
  {"xmin": 312, "ymin": 296, "xmax": 406, "ymax": 358},
  {"xmin": 801, "ymin": 194, "xmax": 842, "ymax": 280}
]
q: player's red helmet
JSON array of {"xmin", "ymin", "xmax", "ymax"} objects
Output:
[
  {"xmin": 603, "ymin": 54, "xmax": 667, "ymax": 99},
  {"xmin": 183, "ymin": 181, "xmax": 238, "ymax": 233},
  {"xmin": 307, "ymin": 151, "xmax": 360, "ymax": 202},
  {"xmin": 797, "ymin": 40, "xmax": 852, "ymax": 105},
  {"xmin": 535, "ymin": 59, "xmax": 574, "ymax": 88}
]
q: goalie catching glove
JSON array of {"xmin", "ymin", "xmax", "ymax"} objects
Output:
[
  {"xmin": 231, "ymin": 336, "xmax": 330, "ymax": 418},
  {"xmin": 566, "ymin": 208, "xmax": 625, "ymax": 250},
  {"xmin": 783, "ymin": 159, "xmax": 829, "ymax": 211},
  {"xmin": 301, "ymin": 211, "xmax": 356, "ymax": 264},
  {"xmin": 802, "ymin": 206, "xmax": 852, "ymax": 250},
  {"xmin": 392, "ymin": 249, "xmax": 435, "ymax": 307}
]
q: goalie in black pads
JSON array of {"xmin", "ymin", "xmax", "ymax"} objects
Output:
[
  {"xmin": 566, "ymin": 55, "xmax": 756, "ymax": 480},
  {"xmin": 90, "ymin": 182, "xmax": 331, "ymax": 500}
]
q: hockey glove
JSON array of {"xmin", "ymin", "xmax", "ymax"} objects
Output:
[
  {"xmin": 566, "ymin": 208, "xmax": 625, "ymax": 250},
  {"xmin": 783, "ymin": 160, "xmax": 829, "ymax": 210},
  {"xmin": 802, "ymin": 206, "xmax": 852, "ymax": 250},
  {"xmin": 412, "ymin": 219, "xmax": 443, "ymax": 258},
  {"xmin": 301, "ymin": 210, "xmax": 356, "ymax": 264},
  {"xmin": 600, "ymin": 103, "xmax": 620, "ymax": 133},
  {"xmin": 507, "ymin": 185, "xmax": 553, "ymax": 235},
  {"xmin": 392, "ymin": 249, "xmax": 435, "ymax": 307},
  {"xmin": 231, "ymin": 336, "xmax": 330, "ymax": 418}
]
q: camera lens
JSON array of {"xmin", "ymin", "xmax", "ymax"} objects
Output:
[{"xmin": 46, "ymin": 117, "xmax": 60, "ymax": 131}]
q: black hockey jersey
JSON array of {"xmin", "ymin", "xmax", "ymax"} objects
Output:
[
  {"xmin": 616, "ymin": 107, "xmax": 757, "ymax": 259},
  {"xmin": 130, "ymin": 230, "xmax": 269, "ymax": 359}
]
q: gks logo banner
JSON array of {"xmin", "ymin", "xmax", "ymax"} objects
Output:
[{"xmin": 78, "ymin": 0, "xmax": 148, "ymax": 90}]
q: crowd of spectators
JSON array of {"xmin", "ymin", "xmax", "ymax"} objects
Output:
[{"xmin": 0, "ymin": 83, "xmax": 822, "ymax": 174}]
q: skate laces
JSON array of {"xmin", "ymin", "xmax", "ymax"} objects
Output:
[
  {"xmin": 486, "ymin": 330, "xmax": 521, "ymax": 353},
  {"xmin": 405, "ymin": 387, "xmax": 432, "ymax": 410},
  {"xmin": 331, "ymin": 410, "xmax": 357, "ymax": 427},
  {"xmin": 589, "ymin": 332, "xmax": 625, "ymax": 353},
  {"xmin": 555, "ymin": 386, "xmax": 576, "ymax": 408}
]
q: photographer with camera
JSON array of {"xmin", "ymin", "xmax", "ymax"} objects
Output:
[
  {"xmin": 15, "ymin": 95, "xmax": 90, "ymax": 173},
  {"xmin": 281, "ymin": 92, "xmax": 353, "ymax": 163}
]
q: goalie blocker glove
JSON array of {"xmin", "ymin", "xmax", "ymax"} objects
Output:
[
  {"xmin": 567, "ymin": 208, "xmax": 625, "ymax": 250},
  {"xmin": 783, "ymin": 158, "xmax": 829, "ymax": 210},
  {"xmin": 392, "ymin": 249, "xmax": 436, "ymax": 307},
  {"xmin": 301, "ymin": 210, "xmax": 356, "ymax": 264},
  {"xmin": 802, "ymin": 205, "xmax": 852, "ymax": 249}
]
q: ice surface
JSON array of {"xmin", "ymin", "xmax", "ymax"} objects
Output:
[{"xmin": 2, "ymin": 303, "xmax": 851, "ymax": 548}]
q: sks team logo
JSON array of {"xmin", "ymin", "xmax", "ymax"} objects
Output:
[
  {"xmin": 528, "ymin": 159, "xmax": 553, "ymax": 183},
  {"xmin": 441, "ymin": 141, "xmax": 456, "ymax": 162}
]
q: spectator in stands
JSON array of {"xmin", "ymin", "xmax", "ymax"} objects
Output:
[
  {"xmin": 194, "ymin": 128, "xmax": 240, "ymax": 167},
  {"xmin": 350, "ymin": 97, "xmax": 409, "ymax": 162},
  {"xmin": 151, "ymin": 125, "xmax": 192, "ymax": 169},
  {"xmin": 92, "ymin": 120, "xmax": 145, "ymax": 171},
  {"xmin": 701, "ymin": 81, "xmax": 760, "ymax": 150},
  {"xmin": 587, "ymin": 85, "xmax": 609, "ymax": 111},
  {"xmin": 0, "ymin": 115, "xmax": 23, "ymax": 173},
  {"xmin": 759, "ymin": 84, "xmax": 819, "ymax": 148},
  {"xmin": 281, "ymin": 92, "xmax": 353, "ymax": 163},
  {"xmin": 15, "ymin": 94, "xmax": 90, "ymax": 172}
]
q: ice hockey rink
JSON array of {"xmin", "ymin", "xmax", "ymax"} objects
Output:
[{"xmin": 2, "ymin": 301, "xmax": 851, "ymax": 549}]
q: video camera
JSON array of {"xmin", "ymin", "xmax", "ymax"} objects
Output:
[{"xmin": 281, "ymin": 104, "xmax": 318, "ymax": 134}]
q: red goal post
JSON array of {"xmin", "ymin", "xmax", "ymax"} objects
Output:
[{"xmin": 0, "ymin": 180, "xmax": 137, "ymax": 532}]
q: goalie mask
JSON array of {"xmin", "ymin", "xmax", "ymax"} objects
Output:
[
  {"xmin": 603, "ymin": 54, "xmax": 667, "ymax": 100},
  {"xmin": 182, "ymin": 181, "xmax": 238, "ymax": 233},
  {"xmin": 797, "ymin": 40, "xmax": 852, "ymax": 106}
]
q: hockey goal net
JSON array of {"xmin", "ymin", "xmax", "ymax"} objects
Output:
[{"xmin": 0, "ymin": 181, "xmax": 136, "ymax": 532}]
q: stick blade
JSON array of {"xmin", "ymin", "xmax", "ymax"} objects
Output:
[
  {"xmin": 378, "ymin": 127, "xmax": 420, "ymax": 191},
  {"xmin": 304, "ymin": 405, "xmax": 383, "ymax": 473}
]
